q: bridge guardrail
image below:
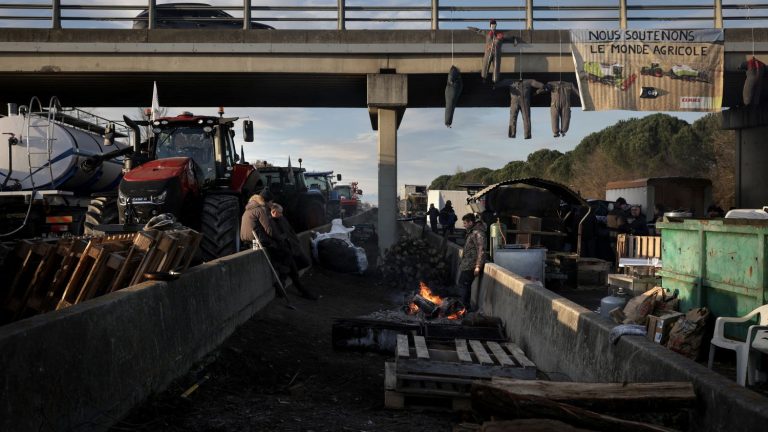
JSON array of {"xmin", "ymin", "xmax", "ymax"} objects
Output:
[{"xmin": 0, "ymin": 1, "xmax": 768, "ymax": 31}]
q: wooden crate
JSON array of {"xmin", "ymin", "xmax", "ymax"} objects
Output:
[
  {"xmin": 385, "ymin": 334, "xmax": 536, "ymax": 410},
  {"xmin": 608, "ymin": 274, "xmax": 659, "ymax": 296},
  {"xmin": 578, "ymin": 257, "xmax": 611, "ymax": 286}
]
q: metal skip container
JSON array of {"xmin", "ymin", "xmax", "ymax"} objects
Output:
[{"xmin": 492, "ymin": 247, "xmax": 547, "ymax": 283}]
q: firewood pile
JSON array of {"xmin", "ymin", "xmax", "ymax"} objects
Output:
[
  {"xmin": 381, "ymin": 236, "xmax": 450, "ymax": 288},
  {"xmin": 0, "ymin": 228, "xmax": 201, "ymax": 324}
]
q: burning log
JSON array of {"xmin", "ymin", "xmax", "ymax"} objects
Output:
[
  {"xmin": 412, "ymin": 294, "xmax": 439, "ymax": 317},
  {"xmin": 405, "ymin": 281, "xmax": 466, "ymax": 320}
]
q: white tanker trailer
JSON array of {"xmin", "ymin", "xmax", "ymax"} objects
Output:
[{"xmin": 0, "ymin": 99, "xmax": 129, "ymax": 239}]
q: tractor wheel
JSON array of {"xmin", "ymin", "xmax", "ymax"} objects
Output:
[
  {"xmin": 84, "ymin": 196, "xmax": 118, "ymax": 235},
  {"xmin": 304, "ymin": 199, "xmax": 326, "ymax": 231},
  {"xmin": 200, "ymin": 194, "xmax": 240, "ymax": 261}
]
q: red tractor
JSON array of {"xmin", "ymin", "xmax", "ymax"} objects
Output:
[{"xmin": 85, "ymin": 110, "xmax": 261, "ymax": 260}]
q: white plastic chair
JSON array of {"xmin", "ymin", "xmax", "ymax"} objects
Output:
[
  {"xmin": 751, "ymin": 329, "xmax": 768, "ymax": 384},
  {"xmin": 708, "ymin": 304, "xmax": 768, "ymax": 386}
]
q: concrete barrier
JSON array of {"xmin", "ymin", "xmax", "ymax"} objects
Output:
[
  {"xmin": 0, "ymin": 209, "xmax": 380, "ymax": 431},
  {"xmin": 402, "ymin": 222, "xmax": 768, "ymax": 431},
  {"xmin": 0, "ymin": 249, "xmax": 274, "ymax": 432}
]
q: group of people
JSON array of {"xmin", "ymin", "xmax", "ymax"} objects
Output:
[
  {"xmin": 607, "ymin": 197, "xmax": 650, "ymax": 236},
  {"xmin": 240, "ymin": 189, "xmax": 319, "ymax": 300},
  {"xmin": 426, "ymin": 201, "xmax": 459, "ymax": 236}
]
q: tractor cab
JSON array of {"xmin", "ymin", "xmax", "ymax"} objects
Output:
[{"xmin": 149, "ymin": 111, "xmax": 239, "ymax": 186}]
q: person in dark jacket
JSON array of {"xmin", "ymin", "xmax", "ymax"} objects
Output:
[
  {"xmin": 458, "ymin": 213, "xmax": 487, "ymax": 309},
  {"xmin": 628, "ymin": 205, "xmax": 648, "ymax": 235},
  {"xmin": 240, "ymin": 189, "xmax": 318, "ymax": 300},
  {"xmin": 439, "ymin": 201, "xmax": 458, "ymax": 236},
  {"xmin": 427, "ymin": 203, "xmax": 440, "ymax": 233}
]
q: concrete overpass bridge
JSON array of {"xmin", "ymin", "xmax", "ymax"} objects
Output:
[{"xmin": 1, "ymin": 24, "xmax": 768, "ymax": 251}]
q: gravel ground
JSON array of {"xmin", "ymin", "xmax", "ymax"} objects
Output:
[{"xmin": 111, "ymin": 238, "xmax": 466, "ymax": 432}]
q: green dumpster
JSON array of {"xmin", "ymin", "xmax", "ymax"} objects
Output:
[{"xmin": 657, "ymin": 218, "xmax": 768, "ymax": 338}]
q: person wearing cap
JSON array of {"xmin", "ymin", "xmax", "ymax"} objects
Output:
[
  {"xmin": 241, "ymin": 188, "xmax": 276, "ymax": 245},
  {"xmin": 458, "ymin": 213, "xmax": 487, "ymax": 310},
  {"xmin": 468, "ymin": 19, "xmax": 519, "ymax": 84},
  {"xmin": 240, "ymin": 188, "xmax": 319, "ymax": 300}
]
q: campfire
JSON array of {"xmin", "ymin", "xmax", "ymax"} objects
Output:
[{"xmin": 404, "ymin": 282, "xmax": 466, "ymax": 320}]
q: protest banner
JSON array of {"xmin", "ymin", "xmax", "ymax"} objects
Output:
[{"xmin": 571, "ymin": 29, "xmax": 724, "ymax": 111}]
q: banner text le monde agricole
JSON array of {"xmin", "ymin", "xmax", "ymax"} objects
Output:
[{"xmin": 571, "ymin": 29, "xmax": 724, "ymax": 111}]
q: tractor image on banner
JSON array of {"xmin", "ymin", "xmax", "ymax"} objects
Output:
[{"xmin": 570, "ymin": 29, "xmax": 724, "ymax": 111}]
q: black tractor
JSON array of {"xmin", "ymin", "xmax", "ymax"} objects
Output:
[{"xmin": 255, "ymin": 164, "xmax": 327, "ymax": 232}]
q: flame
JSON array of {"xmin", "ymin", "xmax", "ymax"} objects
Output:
[
  {"xmin": 406, "ymin": 282, "xmax": 466, "ymax": 320},
  {"xmin": 419, "ymin": 281, "xmax": 443, "ymax": 305}
]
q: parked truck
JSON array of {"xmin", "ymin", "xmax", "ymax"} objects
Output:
[
  {"xmin": 427, "ymin": 189, "xmax": 472, "ymax": 230},
  {"xmin": 605, "ymin": 177, "xmax": 713, "ymax": 218},
  {"xmin": 398, "ymin": 184, "xmax": 427, "ymax": 219},
  {"xmin": 0, "ymin": 98, "xmax": 130, "ymax": 239}
]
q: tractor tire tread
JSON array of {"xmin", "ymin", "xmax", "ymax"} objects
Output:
[{"xmin": 200, "ymin": 195, "xmax": 240, "ymax": 261}]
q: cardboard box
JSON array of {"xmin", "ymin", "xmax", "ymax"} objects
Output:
[
  {"xmin": 646, "ymin": 312, "xmax": 685, "ymax": 345},
  {"xmin": 512, "ymin": 216, "xmax": 542, "ymax": 232}
]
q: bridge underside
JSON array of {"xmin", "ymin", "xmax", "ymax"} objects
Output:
[{"xmin": 0, "ymin": 71, "xmax": 746, "ymax": 109}]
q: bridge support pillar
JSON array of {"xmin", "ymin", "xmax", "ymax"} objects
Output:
[
  {"xmin": 722, "ymin": 106, "xmax": 768, "ymax": 208},
  {"xmin": 367, "ymin": 74, "xmax": 407, "ymax": 257}
]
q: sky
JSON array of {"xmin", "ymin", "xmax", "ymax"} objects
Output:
[
  {"xmin": 89, "ymin": 105, "xmax": 708, "ymax": 206},
  {"xmin": 5, "ymin": 0, "xmax": 757, "ymax": 204}
]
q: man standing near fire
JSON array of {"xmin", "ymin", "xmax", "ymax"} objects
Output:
[{"xmin": 458, "ymin": 213, "xmax": 487, "ymax": 310}]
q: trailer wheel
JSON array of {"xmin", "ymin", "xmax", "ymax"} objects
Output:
[
  {"xmin": 84, "ymin": 196, "xmax": 118, "ymax": 235},
  {"xmin": 200, "ymin": 194, "xmax": 240, "ymax": 261}
]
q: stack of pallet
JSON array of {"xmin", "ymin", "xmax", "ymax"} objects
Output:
[
  {"xmin": 385, "ymin": 334, "xmax": 536, "ymax": 410},
  {"xmin": 0, "ymin": 229, "xmax": 201, "ymax": 323}
]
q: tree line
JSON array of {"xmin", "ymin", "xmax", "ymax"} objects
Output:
[{"xmin": 428, "ymin": 113, "xmax": 735, "ymax": 208}]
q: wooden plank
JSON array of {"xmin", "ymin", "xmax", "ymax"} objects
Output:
[
  {"xmin": 413, "ymin": 335, "xmax": 430, "ymax": 360},
  {"xmin": 486, "ymin": 341, "xmax": 514, "ymax": 366},
  {"xmin": 484, "ymin": 378, "xmax": 695, "ymax": 412},
  {"xmin": 397, "ymin": 372, "xmax": 474, "ymax": 387},
  {"xmin": 468, "ymin": 340, "xmax": 493, "ymax": 365},
  {"xmin": 384, "ymin": 361, "xmax": 397, "ymax": 390},
  {"xmin": 384, "ymin": 390, "xmax": 405, "ymax": 409},
  {"xmin": 505, "ymin": 342, "xmax": 536, "ymax": 369},
  {"xmin": 396, "ymin": 360, "xmax": 536, "ymax": 380},
  {"xmin": 396, "ymin": 334, "xmax": 410, "ymax": 358},
  {"xmin": 473, "ymin": 381, "xmax": 684, "ymax": 431},
  {"xmin": 455, "ymin": 338, "xmax": 472, "ymax": 363}
]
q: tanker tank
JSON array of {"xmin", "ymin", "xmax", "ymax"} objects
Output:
[{"xmin": 0, "ymin": 111, "xmax": 127, "ymax": 192}]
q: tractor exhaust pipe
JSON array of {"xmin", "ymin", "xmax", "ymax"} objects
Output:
[{"xmin": 123, "ymin": 115, "xmax": 142, "ymax": 171}]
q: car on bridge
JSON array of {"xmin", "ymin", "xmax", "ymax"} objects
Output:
[{"xmin": 133, "ymin": 3, "xmax": 274, "ymax": 30}]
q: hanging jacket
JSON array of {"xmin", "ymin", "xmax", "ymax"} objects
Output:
[{"xmin": 445, "ymin": 65, "xmax": 464, "ymax": 127}]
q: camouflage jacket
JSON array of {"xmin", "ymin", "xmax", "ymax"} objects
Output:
[{"xmin": 460, "ymin": 221, "xmax": 487, "ymax": 271}]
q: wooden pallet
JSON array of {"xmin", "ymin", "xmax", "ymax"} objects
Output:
[{"xmin": 384, "ymin": 334, "xmax": 536, "ymax": 410}]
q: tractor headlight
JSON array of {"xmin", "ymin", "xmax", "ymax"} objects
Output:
[
  {"xmin": 150, "ymin": 190, "xmax": 167, "ymax": 204},
  {"xmin": 118, "ymin": 190, "xmax": 127, "ymax": 205}
]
